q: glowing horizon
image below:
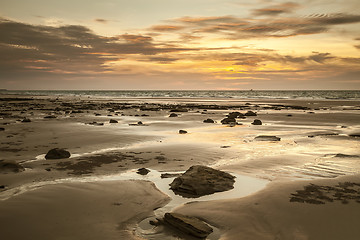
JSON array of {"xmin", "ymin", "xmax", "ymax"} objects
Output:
[{"xmin": 0, "ymin": 0, "xmax": 359, "ymax": 90}]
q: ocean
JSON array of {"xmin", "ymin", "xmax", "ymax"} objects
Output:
[{"xmin": 1, "ymin": 90, "xmax": 360, "ymax": 100}]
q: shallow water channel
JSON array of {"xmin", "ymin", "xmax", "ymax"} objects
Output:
[{"xmin": 0, "ymin": 168, "xmax": 268, "ymax": 239}]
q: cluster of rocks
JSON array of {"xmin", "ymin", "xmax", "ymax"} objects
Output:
[{"xmin": 290, "ymin": 182, "xmax": 360, "ymax": 204}]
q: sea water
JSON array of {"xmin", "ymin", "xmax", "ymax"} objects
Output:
[{"xmin": 1, "ymin": 90, "xmax": 360, "ymax": 100}]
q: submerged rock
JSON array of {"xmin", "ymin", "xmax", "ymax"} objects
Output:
[
  {"xmin": 163, "ymin": 212, "xmax": 213, "ymax": 238},
  {"xmin": 45, "ymin": 148, "xmax": 71, "ymax": 159},
  {"xmin": 254, "ymin": 135, "xmax": 281, "ymax": 141},
  {"xmin": 170, "ymin": 165, "xmax": 235, "ymax": 198},
  {"xmin": 0, "ymin": 160, "xmax": 25, "ymax": 173}
]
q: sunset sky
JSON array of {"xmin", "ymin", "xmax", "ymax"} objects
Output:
[{"xmin": 0, "ymin": 0, "xmax": 359, "ymax": 90}]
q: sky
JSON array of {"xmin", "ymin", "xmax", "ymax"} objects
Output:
[{"xmin": 0, "ymin": 0, "xmax": 359, "ymax": 90}]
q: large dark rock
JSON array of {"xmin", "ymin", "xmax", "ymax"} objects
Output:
[
  {"xmin": 254, "ymin": 135, "xmax": 281, "ymax": 141},
  {"xmin": 45, "ymin": 148, "xmax": 71, "ymax": 159},
  {"xmin": 251, "ymin": 119, "xmax": 262, "ymax": 125},
  {"xmin": 163, "ymin": 212, "xmax": 213, "ymax": 238},
  {"xmin": 137, "ymin": 168, "xmax": 150, "ymax": 175},
  {"xmin": 0, "ymin": 160, "xmax": 25, "ymax": 173},
  {"xmin": 170, "ymin": 165, "xmax": 235, "ymax": 197},
  {"xmin": 220, "ymin": 117, "xmax": 237, "ymax": 125}
]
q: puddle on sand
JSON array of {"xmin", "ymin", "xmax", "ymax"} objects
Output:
[{"xmin": 133, "ymin": 169, "xmax": 269, "ymax": 240}]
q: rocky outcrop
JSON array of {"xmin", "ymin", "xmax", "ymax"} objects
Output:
[
  {"xmin": 45, "ymin": 148, "xmax": 71, "ymax": 159},
  {"xmin": 251, "ymin": 119, "xmax": 262, "ymax": 125},
  {"xmin": 0, "ymin": 160, "xmax": 25, "ymax": 173},
  {"xmin": 254, "ymin": 135, "xmax": 281, "ymax": 141},
  {"xmin": 170, "ymin": 165, "xmax": 235, "ymax": 197},
  {"xmin": 163, "ymin": 213, "xmax": 213, "ymax": 238}
]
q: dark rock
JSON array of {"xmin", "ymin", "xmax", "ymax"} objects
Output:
[
  {"xmin": 163, "ymin": 212, "xmax": 213, "ymax": 238},
  {"xmin": 88, "ymin": 122, "xmax": 104, "ymax": 126},
  {"xmin": 244, "ymin": 111, "xmax": 257, "ymax": 116},
  {"xmin": 95, "ymin": 113, "xmax": 101, "ymax": 116},
  {"xmin": 137, "ymin": 168, "xmax": 150, "ymax": 175},
  {"xmin": 45, "ymin": 148, "xmax": 71, "ymax": 159},
  {"xmin": 287, "ymin": 114, "xmax": 293, "ymax": 117},
  {"xmin": 220, "ymin": 117, "xmax": 236, "ymax": 124},
  {"xmin": 44, "ymin": 115, "xmax": 57, "ymax": 119},
  {"xmin": 149, "ymin": 219, "xmax": 161, "ymax": 226},
  {"xmin": 0, "ymin": 160, "xmax": 25, "ymax": 173},
  {"xmin": 109, "ymin": 119, "xmax": 118, "ymax": 123},
  {"xmin": 170, "ymin": 108, "xmax": 188, "ymax": 112},
  {"xmin": 0, "ymin": 127, "xmax": 4, "ymax": 131},
  {"xmin": 254, "ymin": 135, "xmax": 281, "ymax": 141},
  {"xmin": 137, "ymin": 121, "xmax": 143, "ymax": 125},
  {"xmin": 179, "ymin": 130, "xmax": 187, "ymax": 134},
  {"xmin": 334, "ymin": 154, "xmax": 360, "ymax": 158},
  {"xmin": 251, "ymin": 119, "xmax": 262, "ymax": 125},
  {"xmin": 170, "ymin": 165, "xmax": 235, "ymax": 197},
  {"xmin": 203, "ymin": 118, "xmax": 214, "ymax": 123},
  {"xmin": 227, "ymin": 112, "xmax": 245, "ymax": 119},
  {"xmin": 22, "ymin": 118, "xmax": 31, "ymax": 123},
  {"xmin": 45, "ymin": 168, "xmax": 51, "ymax": 171},
  {"xmin": 0, "ymin": 185, "xmax": 5, "ymax": 189},
  {"xmin": 169, "ymin": 113, "xmax": 178, "ymax": 117},
  {"xmin": 161, "ymin": 173, "xmax": 182, "ymax": 178},
  {"xmin": 349, "ymin": 133, "xmax": 360, "ymax": 138}
]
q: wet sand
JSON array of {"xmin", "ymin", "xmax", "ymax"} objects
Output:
[{"xmin": 0, "ymin": 94, "xmax": 360, "ymax": 239}]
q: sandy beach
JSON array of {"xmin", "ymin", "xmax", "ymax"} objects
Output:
[{"xmin": 1, "ymin": 94, "xmax": 360, "ymax": 240}]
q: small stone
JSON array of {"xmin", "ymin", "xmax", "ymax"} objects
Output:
[
  {"xmin": 137, "ymin": 168, "xmax": 150, "ymax": 175},
  {"xmin": 179, "ymin": 130, "xmax": 187, "ymax": 134},
  {"xmin": 22, "ymin": 118, "xmax": 31, "ymax": 123},
  {"xmin": 109, "ymin": 119, "xmax": 118, "ymax": 123},
  {"xmin": 169, "ymin": 113, "xmax": 178, "ymax": 117},
  {"xmin": 203, "ymin": 118, "xmax": 214, "ymax": 123},
  {"xmin": 44, "ymin": 115, "xmax": 57, "ymax": 119},
  {"xmin": 251, "ymin": 119, "xmax": 262, "ymax": 125},
  {"xmin": 0, "ymin": 127, "xmax": 4, "ymax": 131},
  {"xmin": 245, "ymin": 111, "xmax": 257, "ymax": 116}
]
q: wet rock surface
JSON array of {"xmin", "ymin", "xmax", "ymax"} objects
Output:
[
  {"xmin": 163, "ymin": 212, "xmax": 213, "ymax": 239},
  {"xmin": 0, "ymin": 160, "xmax": 25, "ymax": 173},
  {"xmin": 290, "ymin": 182, "xmax": 360, "ymax": 204},
  {"xmin": 45, "ymin": 148, "xmax": 71, "ymax": 159},
  {"xmin": 170, "ymin": 165, "xmax": 235, "ymax": 198},
  {"xmin": 254, "ymin": 135, "xmax": 281, "ymax": 141}
]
